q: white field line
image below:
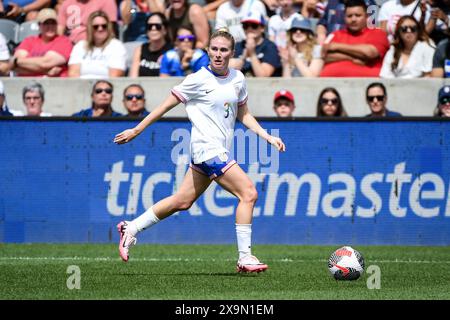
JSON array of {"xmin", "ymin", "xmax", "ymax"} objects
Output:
[{"xmin": 0, "ymin": 256, "xmax": 449, "ymax": 264}]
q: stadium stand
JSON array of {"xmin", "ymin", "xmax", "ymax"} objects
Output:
[
  {"xmin": 0, "ymin": 19, "xmax": 19, "ymax": 44},
  {"xmin": 16, "ymin": 20, "xmax": 40, "ymax": 43}
]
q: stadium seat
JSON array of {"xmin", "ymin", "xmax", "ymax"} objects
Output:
[
  {"xmin": 118, "ymin": 23, "xmax": 127, "ymax": 42},
  {"xmin": 16, "ymin": 20, "xmax": 40, "ymax": 43},
  {"xmin": 0, "ymin": 19, "xmax": 19, "ymax": 43},
  {"xmin": 124, "ymin": 40, "xmax": 141, "ymax": 71}
]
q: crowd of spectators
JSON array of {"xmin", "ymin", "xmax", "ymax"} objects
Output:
[
  {"xmin": 0, "ymin": 0, "xmax": 449, "ymax": 117},
  {"xmin": 0, "ymin": 0, "xmax": 448, "ymax": 78}
]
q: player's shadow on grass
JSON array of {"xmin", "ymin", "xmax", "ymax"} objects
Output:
[{"xmin": 117, "ymin": 272, "xmax": 258, "ymax": 277}]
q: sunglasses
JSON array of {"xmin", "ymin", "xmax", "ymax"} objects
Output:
[
  {"xmin": 242, "ymin": 23, "xmax": 260, "ymax": 30},
  {"xmin": 125, "ymin": 94, "xmax": 144, "ymax": 101},
  {"xmin": 367, "ymin": 95, "xmax": 385, "ymax": 102},
  {"xmin": 400, "ymin": 25, "xmax": 418, "ymax": 33},
  {"xmin": 41, "ymin": 20, "xmax": 57, "ymax": 26},
  {"xmin": 147, "ymin": 23, "xmax": 163, "ymax": 31},
  {"xmin": 320, "ymin": 98, "xmax": 338, "ymax": 105},
  {"xmin": 177, "ymin": 35, "xmax": 195, "ymax": 42},
  {"xmin": 93, "ymin": 23, "xmax": 108, "ymax": 31},
  {"xmin": 94, "ymin": 88, "xmax": 113, "ymax": 94},
  {"xmin": 440, "ymin": 97, "xmax": 450, "ymax": 105},
  {"xmin": 290, "ymin": 28, "xmax": 309, "ymax": 34}
]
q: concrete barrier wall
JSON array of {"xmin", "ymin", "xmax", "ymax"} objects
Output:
[{"xmin": 2, "ymin": 77, "xmax": 450, "ymax": 117}]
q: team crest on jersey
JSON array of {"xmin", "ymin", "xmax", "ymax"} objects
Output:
[{"xmin": 234, "ymin": 85, "xmax": 240, "ymax": 97}]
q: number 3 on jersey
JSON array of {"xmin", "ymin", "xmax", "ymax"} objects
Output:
[{"xmin": 224, "ymin": 102, "xmax": 231, "ymax": 118}]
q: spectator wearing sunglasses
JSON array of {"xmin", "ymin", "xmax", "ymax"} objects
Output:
[
  {"xmin": 68, "ymin": 10, "xmax": 127, "ymax": 79},
  {"xmin": 378, "ymin": 0, "xmax": 432, "ymax": 43},
  {"xmin": 120, "ymin": 0, "xmax": 165, "ymax": 43},
  {"xmin": 57, "ymin": 0, "xmax": 118, "ymax": 44},
  {"xmin": 316, "ymin": 87, "xmax": 347, "ymax": 117},
  {"xmin": 159, "ymin": 27, "xmax": 209, "ymax": 77},
  {"xmin": 129, "ymin": 13, "xmax": 173, "ymax": 77},
  {"xmin": 380, "ymin": 15, "xmax": 435, "ymax": 78},
  {"xmin": 434, "ymin": 85, "xmax": 450, "ymax": 117},
  {"xmin": 215, "ymin": 0, "xmax": 267, "ymax": 44},
  {"xmin": 230, "ymin": 12, "xmax": 282, "ymax": 77},
  {"xmin": 72, "ymin": 80, "xmax": 122, "ymax": 117},
  {"xmin": 365, "ymin": 82, "xmax": 402, "ymax": 117},
  {"xmin": 280, "ymin": 18, "xmax": 323, "ymax": 77},
  {"xmin": 165, "ymin": 0, "xmax": 210, "ymax": 49},
  {"xmin": 122, "ymin": 84, "xmax": 150, "ymax": 117}
]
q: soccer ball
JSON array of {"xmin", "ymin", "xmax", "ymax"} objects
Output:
[{"xmin": 328, "ymin": 246, "xmax": 365, "ymax": 280}]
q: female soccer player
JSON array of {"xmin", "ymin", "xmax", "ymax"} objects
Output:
[{"xmin": 114, "ymin": 29, "xmax": 286, "ymax": 273}]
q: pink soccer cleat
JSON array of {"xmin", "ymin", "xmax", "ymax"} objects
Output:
[
  {"xmin": 236, "ymin": 255, "xmax": 268, "ymax": 273},
  {"xmin": 117, "ymin": 221, "xmax": 137, "ymax": 262}
]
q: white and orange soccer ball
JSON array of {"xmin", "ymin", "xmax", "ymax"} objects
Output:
[{"xmin": 328, "ymin": 246, "xmax": 365, "ymax": 280}]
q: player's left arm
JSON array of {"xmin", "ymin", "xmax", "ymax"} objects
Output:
[
  {"xmin": 237, "ymin": 103, "xmax": 286, "ymax": 152},
  {"xmin": 114, "ymin": 94, "xmax": 180, "ymax": 144}
]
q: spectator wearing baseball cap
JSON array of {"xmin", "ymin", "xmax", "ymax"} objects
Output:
[
  {"xmin": 12, "ymin": 8, "xmax": 73, "ymax": 77},
  {"xmin": 434, "ymin": 85, "xmax": 450, "ymax": 117},
  {"xmin": 230, "ymin": 11, "xmax": 282, "ymax": 77},
  {"xmin": 215, "ymin": 0, "xmax": 268, "ymax": 44},
  {"xmin": 273, "ymin": 89, "xmax": 296, "ymax": 118}
]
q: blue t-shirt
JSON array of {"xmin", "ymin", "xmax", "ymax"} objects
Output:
[
  {"xmin": 160, "ymin": 48, "xmax": 209, "ymax": 77},
  {"xmin": 234, "ymin": 38, "xmax": 281, "ymax": 77},
  {"xmin": 366, "ymin": 109, "xmax": 402, "ymax": 117},
  {"xmin": 123, "ymin": 109, "xmax": 150, "ymax": 117},
  {"xmin": 72, "ymin": 108, "xmax": 123, "ymax": 117},
  {"xmin": 0, "ymin": 105, "xmax": 13, "ymax": 116},
  {"xmin": 4, "ymin": 0, "xmax": 35, "ymax": 6},
  {"xmin": 318, "ymin": 0, "xmax": 377, "ymax": 34}
]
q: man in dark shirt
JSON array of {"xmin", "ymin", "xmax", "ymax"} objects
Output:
[{"xmin": 365, "ymin": 82, "xmax": 402, "ymax": 117}]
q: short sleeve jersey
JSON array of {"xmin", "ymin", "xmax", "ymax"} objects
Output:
[{"xmin": 171, "ymin": 67, "xmax": 248, "ymax": 164}]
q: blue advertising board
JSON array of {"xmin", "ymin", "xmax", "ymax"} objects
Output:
[{"xmin": 0, "ymin": 119, "xmax": 449, "ymax": 245}]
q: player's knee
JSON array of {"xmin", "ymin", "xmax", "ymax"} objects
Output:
[
  {"xmin": 242, "ymin": 186, "xmax": 258, "ymax": 204},
  {"xmin": 173, "ymin": 196, "xmax": 194, "ymax": 211}
]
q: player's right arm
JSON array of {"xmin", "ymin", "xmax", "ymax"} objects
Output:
[{"xmin": 114, "ymin": 93, "xmax": 180, "ymax": 144}]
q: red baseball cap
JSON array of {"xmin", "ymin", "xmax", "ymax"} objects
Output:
[{"xmin": 274, "ymin": 90, "xmax": 295, "ymax": 103}]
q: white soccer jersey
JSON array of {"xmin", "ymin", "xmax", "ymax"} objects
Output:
[{"xmin": 172, "ymin": 67, "xmax": 248, "ymax": 164}]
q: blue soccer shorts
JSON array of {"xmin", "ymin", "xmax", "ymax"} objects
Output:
[{"xmin": 190, "ymin": 152, "xmax": 237, "ymax": 180}]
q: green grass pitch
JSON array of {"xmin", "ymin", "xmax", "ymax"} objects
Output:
[{"xmin": 0, "ymin": 244, "xmax": 449, "ymax": 300}]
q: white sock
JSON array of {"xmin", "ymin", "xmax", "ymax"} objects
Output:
[
  {"xmin": 236, "ymin": 224, "xmax": 252, "ymax": 259},
  {"xmin": 130, "ymin": 206, "xmax": 160, "ymax": 236}
]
